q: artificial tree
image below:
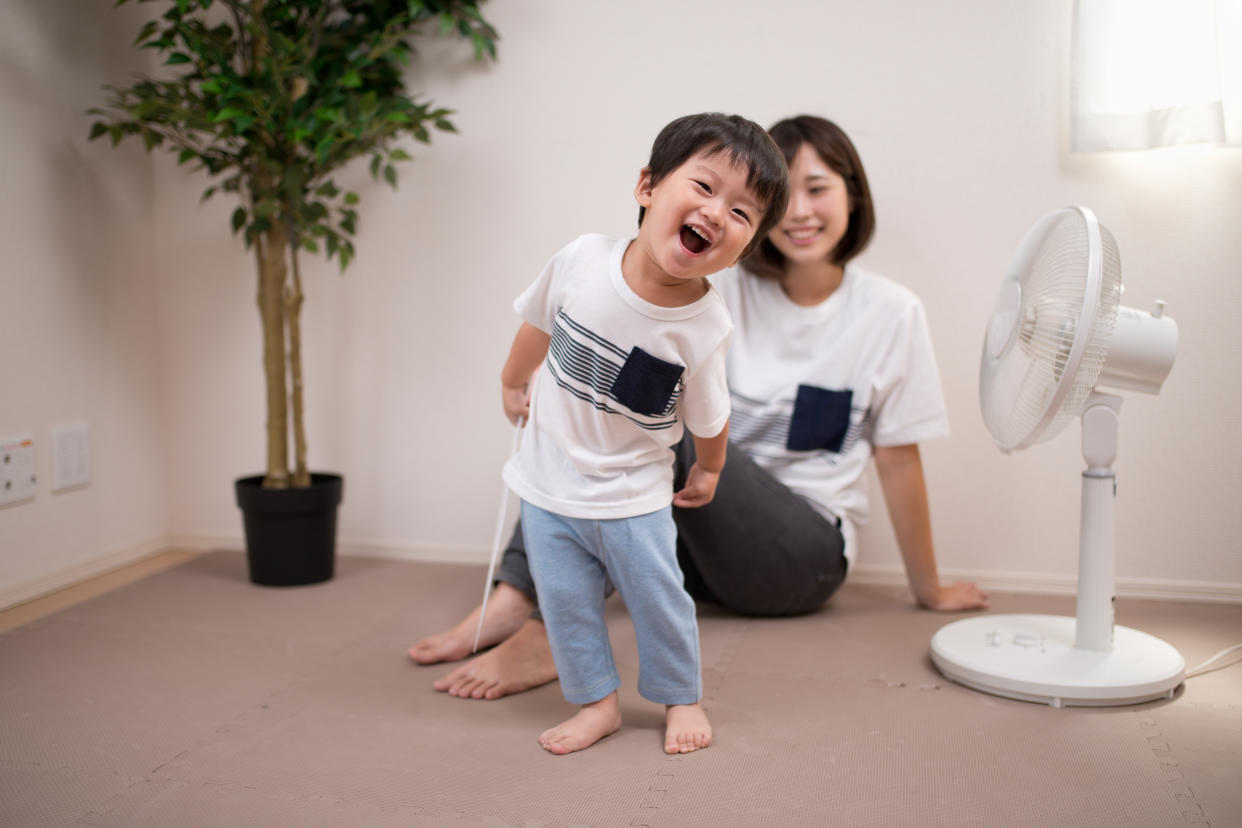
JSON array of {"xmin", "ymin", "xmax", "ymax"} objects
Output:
[{"xmin": 89, "ymin": 0, "xmax": 497, "ymax": 490}]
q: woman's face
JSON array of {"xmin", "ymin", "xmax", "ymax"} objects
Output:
[{"xmin": 766, "ymin": 143, "xmax": 852, "ymax": 267}]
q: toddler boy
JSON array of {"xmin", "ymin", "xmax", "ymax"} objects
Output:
[{"xmin": 500, "ymin": 113, "xmax": 789, "ymax": 755}]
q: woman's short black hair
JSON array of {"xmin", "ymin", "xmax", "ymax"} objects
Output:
[
  {"xmin": 637, "ymin": 113, "xmax": 790, "ymax": 259},
  {"xmin": 743, "ymin": 115, "xmax": 875, "ymax": 279}
]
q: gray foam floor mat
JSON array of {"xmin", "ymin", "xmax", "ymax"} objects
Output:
[{"xmin": 1, "ymin": 551, "xmax": 1239, "ymax": 826}]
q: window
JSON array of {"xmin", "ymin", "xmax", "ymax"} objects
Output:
[{"xmin": 1072, "ymin": 0, "xmax": 1241, "ymax": 151}]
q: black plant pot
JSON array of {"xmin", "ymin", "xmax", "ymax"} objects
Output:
[{"xmin": 234, "ymin": 473, "xmax": 344, "ymax": 587}]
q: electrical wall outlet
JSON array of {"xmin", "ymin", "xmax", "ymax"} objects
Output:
[
  {"xmin": 51, "ymin": 423, "xmax": 91, "ymax": 492},
  {"xmin": 0, "ymin": 434, "xmax": 37, "ymax": 506}
]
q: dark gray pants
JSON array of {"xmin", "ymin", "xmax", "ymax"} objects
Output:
[{"xmin": 499, "ymin": 434, "xmax": 848, "ymax": 618}]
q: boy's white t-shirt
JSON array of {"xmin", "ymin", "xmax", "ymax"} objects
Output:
[
  {"xmin": 710, "ymin": 264, "xmax": 949, "ymax": 567},
  {"xmin": 503, "ymin": 234, "xmax": 732, "ymax": 520}
]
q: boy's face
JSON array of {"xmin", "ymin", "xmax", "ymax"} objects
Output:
[{"xmin": 633, "ymin": 149, "xmax": 762, "ymax": 282}]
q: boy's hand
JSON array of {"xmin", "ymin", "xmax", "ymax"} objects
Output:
[
  {"xmin": 672, "ymin": 462, "xmax": 720, "ymax": 508},
  {"xmin": 500, "ymin": 323, "xmax": 550, "ymax": 426},
  {"xmin": 502, "ymin": 384, "xmax": 531, "ymax": 425}
]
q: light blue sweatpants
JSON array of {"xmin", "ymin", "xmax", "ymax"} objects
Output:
[{"xmin": 520, "ymin": 501, "xmax": 703, "ymax": 706}]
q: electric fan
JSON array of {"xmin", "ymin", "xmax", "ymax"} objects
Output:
[{"xmin": 930, "ymin": 206, "xmax": 1184, "ymax": 707}]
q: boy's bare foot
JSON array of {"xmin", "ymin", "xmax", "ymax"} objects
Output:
[
  {"xmin": 408, "ymin": 583, "xmax": 534, "ymax": 665},
  {"xmin": 664, "ymin": 703, "xmax": 712, "ymax": 754},
  {"xmin": 539, "ymin": 692, "xmax": 622, "ymax": 755},
  {"xmin": 433, "ymin": 618, "xmax": 558, "ymax": 699}
]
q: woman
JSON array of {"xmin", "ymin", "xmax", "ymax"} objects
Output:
[{"xmin": 411, "ymin": 115, "xmax": 989, "ymax": 700}]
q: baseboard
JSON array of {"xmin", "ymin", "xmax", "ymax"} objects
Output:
[
  {"xmin": 0, "ymin": 536, "xmax": 171, "ymax": 611},
  {"xmin": 339, "ymin": 538, "xmax": 488, "ymax": 564},
  {"xmin": 165, "ymin": 533, "xmax": 489, "ymax": 566},
  {"xmin": 849, "ymin": 564, "xmax": 1242, "ymax": 604},
  {"xmin": 343, "ymin": 542, "xmax": 1242, "ymax": 604},
  {"xmin": 90, "ymin": 535, "xmax": 1242, "ymax": 606}
]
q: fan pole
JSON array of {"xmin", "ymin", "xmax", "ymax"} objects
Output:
[{"xmin": 1076, "ymin": 392, "xmax": 1122, "ymax": 651}]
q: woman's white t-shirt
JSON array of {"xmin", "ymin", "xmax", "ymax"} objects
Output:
[{"xmin": 710, "ymin": 264, "xmax": 949, "ymax": 566}]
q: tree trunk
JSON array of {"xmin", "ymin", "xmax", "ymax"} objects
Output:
[
  {"xmin": 286, "ymin": 242, "xmax": 309, "ymax": 488},
  {"xmin": 258, "ymin": 224, "xmax": 290, "ymax": 489}
]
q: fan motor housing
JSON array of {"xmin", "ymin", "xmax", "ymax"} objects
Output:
[{"xmin": 1097, "ymin": 304, "xmax": 1179, "ymax": 394}]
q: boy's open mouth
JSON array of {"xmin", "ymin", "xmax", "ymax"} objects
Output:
[{"xmin": 680, "ymin": 224, "xmax": 710, "ymax": 254}]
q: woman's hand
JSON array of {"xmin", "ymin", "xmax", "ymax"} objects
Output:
[
  {"xmin": 872, "ymin": 445, "xmax": 990, "ymax": 613},
  {"xmin": 917, "ymin": 581, "xmax": 990, "ymax": 612},
  {"xmin": 672, "ymin": 463, "xmax": 720, "ymax": 508}
]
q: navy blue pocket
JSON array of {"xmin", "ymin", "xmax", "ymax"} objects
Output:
[
  {"xmin": 787, "ymin": 385, "xmax": 854, "ymax": 452},
  {"xmin": 611, "ymin": 347, "xmax": 684, "ymax": 416}
]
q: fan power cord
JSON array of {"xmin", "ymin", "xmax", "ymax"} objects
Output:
[{"xmin": 1184, "ymin": 643, "xmax": 1242, "ymax": 679}]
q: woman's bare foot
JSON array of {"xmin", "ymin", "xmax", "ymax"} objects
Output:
[
  {"xmin": 408, "ymin": 583, "xmax": 534, "ymax": 665},
  {"xmin": 664, "ymin": 703, "xmax": 712, "ymax": 754},
  {"xmin": 433, "ymin": 617, "xmax": 558, "ymax": 699},
  {"xmin": 539, "ymin": 692, "xmax": 622, "ymax": 755}
]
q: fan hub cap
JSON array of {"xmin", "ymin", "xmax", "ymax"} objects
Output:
[{"xmin": 986, "ymin": 281, "xmax": 1023, "ymax": 360}]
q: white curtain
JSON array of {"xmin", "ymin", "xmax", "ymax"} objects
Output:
[{"xmin": 1072, "ymin": 0, "xmax": 1242, "ymax": 151}]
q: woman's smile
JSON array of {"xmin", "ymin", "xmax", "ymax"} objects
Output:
[{"xmin": 782, "ymin": 225, "xmax": 823, "ymax": 246}]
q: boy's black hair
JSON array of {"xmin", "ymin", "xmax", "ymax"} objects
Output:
[{"xmin": 637, "ymin": 113, "xmax": 790, "ymax": 259}]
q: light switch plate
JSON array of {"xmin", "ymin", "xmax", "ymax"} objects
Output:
[{"xmin": 51, "ymin": 423, "xmax": 91, "ymax": 491}]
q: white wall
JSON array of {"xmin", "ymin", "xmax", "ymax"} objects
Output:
[
  {"xmin": 4, "ymin": 0, "xmax": 1240, "ymax": 602},
  {"xmin": 0, "ymin": 1, "xmax": 169, "ymax": 604}
]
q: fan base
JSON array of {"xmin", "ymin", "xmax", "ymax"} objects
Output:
[{"xmin": 930, "ymin": 614, "xmax": 1184, "ymax": 708}]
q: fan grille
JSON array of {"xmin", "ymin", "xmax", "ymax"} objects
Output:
[{"xmin": 981, "ymin": 209, "xmax": 1122, "ymax": 449}]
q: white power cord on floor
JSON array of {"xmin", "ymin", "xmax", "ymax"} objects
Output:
[
  {"xmin": 472, "ymin": 417, "xmax": 525, "ymax": 654},
  {"xmin": 1184, "ymin": 643, "xmax": 1242, "ymax": 679}
]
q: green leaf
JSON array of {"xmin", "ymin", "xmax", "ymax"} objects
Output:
[
  {"xmin": 341, "ymin": 70, "xmax": 362, "ymax": 88},
  {"xmin": 88, "ymin": 122, "xmax": 108, "ymax": 141},
  {"xmin": 314, "ymin": 107, "xmax": 342, "ymax": 124},
  {"xmin": 231, "ymin": 207, "xmax": 246, "ymax": 234},
  {"xmin": 211, "ymin": 107, "xmax": 248, "ymax": 123},
  {"xmin": 166, "ymin": 52, "xmax": 192, "ymax": 66},
  {"xmin": 315, "ymin": 136, "xmax": 334, "ymax": 165},
  {"xmin": 389, "ymin": 148, "xmax": 412, "ymax": 162},
  {"xmin": 133, "ymin": 21, "xmax": 159, "ymax": 46},
  {"xmin": 382, "ymin": 164, "xmax": 397, "ymax": 189},
  {"xmin": 344, "ymin": 192, "xmax": 360, "ymax": 206},
  {"xmin": 177, "ymin": 148, "xmax": 197, "ymax": 165}
]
